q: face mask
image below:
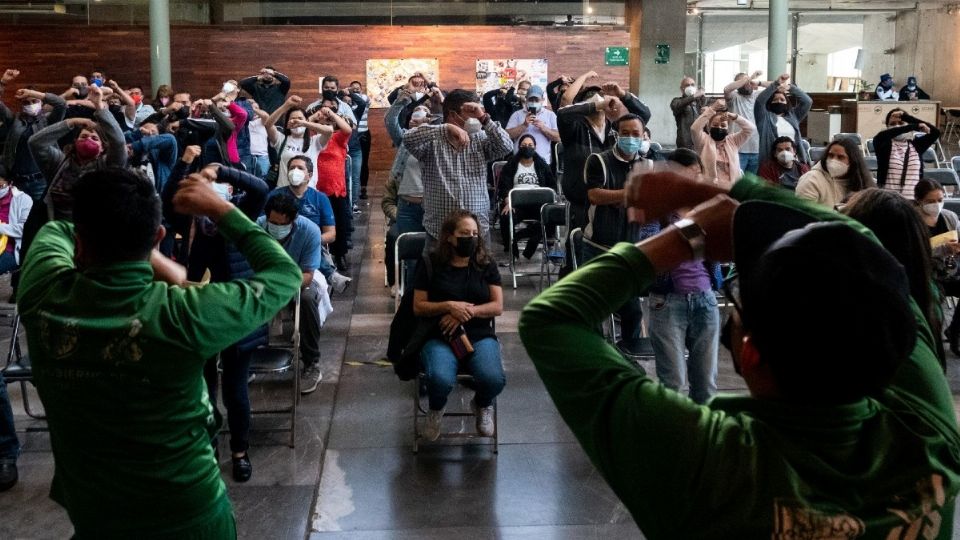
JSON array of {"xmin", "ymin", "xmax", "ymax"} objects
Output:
[
  {"xmin": 709, "ymin": 127, "xmax": 728, "ymax": 142},
  {"xmin": 211, "ymin": 182, "xmax": 232, "ymax": 201},
  {"xmin": 737, "ymin": 86, "xmax": 752, "ymax": 96},
  {"xmin": 454, "ymin": 236, "xmax": 478, "ymax": 258},
  {"xmin": 825, "ymin": 158, "xmax": 849, "ymax": 178},
  {"xmin": 518, "ymin": 146, "xmax": 536, "ymax": 159},
  {"xmin": 160, "ymin": 97, "xmax": 170, "ymax": 107},
  {"xmin": 91, "ymin": 78, "xmax": 103, "ymax": 87},
  {"xmin": 894, "ymin": 131, "xmax": 914, "ymax": 142},
  {"xmin": 683, "ymin": 85, "xmax": 697, "ymax": 97},
  {"xmin": 74, "ymin": 84, "xmax": 89, "ymax": 99},
  {"xmin": 288, "ymin": 168, "xmax": 307, "ymax": 186},
  {"xmin": 776, "ymin": 150, "xmax": 795, "ymax": 167},
  {"xmin": 222, "ymin": 82, "xmax": 237, "ymax": 95},
  {"xmin": 464, "ymin": 118, "xmax": 482, "ymax": 135},
  {"xmin": 922, "ymin": 202, "xmax": 944, "ymax": 218},
  {"xmin": 414, "ymin": 92, "xmax": 425, "ymax": 101},
  {"xmin": 267, "ymin": 222, "xmax": 293, "ymax": 241},
  {"xmin": 768, "ymin": 102, "xmax": 788, "ymax": 115},
  {"xmin": 22, "ymin": 102, "xmax": 41, "ymax": 117},
  {"xmin": 290, "ymin": 126, "xmax": 306, "ymax": 136},
  {"xmin": 75, "ymin": 138, "xmax": 102, "ymax": 160},
  {"xmin": 132, "ymin": 94, "xmax": 143, "ymax": 105},
  {"xmin": 527, "ymin": 102, "xmax": 542, "ymax": 114},
  {"xmin": 638, "ymin": 139, "xmax": 651, "ymax": 155},
  {"xmin": 0, "ymin": 187, "xmax": 11, "ymax": 199},
  {"xmin": 617, "ymin": 136, "xmax": 643, "ymax": 155},
  {"xmin": 411, "ymin": 109, "xmax": 427, "ymax": 122}
]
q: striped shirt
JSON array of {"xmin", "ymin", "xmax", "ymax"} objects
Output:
[
  {"xmin": 403, "ymin": 121, "xmax": 513, "ymax": 238},
  {"xmin": 887, "ymin": 140, "xmax": 922, "ymax": 199}
]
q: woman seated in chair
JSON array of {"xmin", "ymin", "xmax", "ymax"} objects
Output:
[
  {"xmin": 914, "ymin": 179, "xmax": 960, "ymax": 357},
  {"xmin": 497, "ymin": 134, "xmax": 556, "ymax": 259},
  {"xmin": 413, "ymin": 210, "xmax": 505, "ymax": 442}
]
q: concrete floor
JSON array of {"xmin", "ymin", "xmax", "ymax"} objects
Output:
[{"xmin": 3, "ymin": 170, "xmax": 960, "ymax": 539}]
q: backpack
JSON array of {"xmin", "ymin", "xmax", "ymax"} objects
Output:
[{"xmin": 386, "ymin": 254, "xmax": 436, "ymax": 381}]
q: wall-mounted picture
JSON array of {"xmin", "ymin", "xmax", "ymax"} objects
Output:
[
  {"xmin": 366, "ymin": 58, "xmax": 440, "ymax": 108},
  {"xmin": 475, "ymin": 59, "xmax": 548, "ymax": 93}
]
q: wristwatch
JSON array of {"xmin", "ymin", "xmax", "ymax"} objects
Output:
[{"xmin": 673, "ymin": 218, "xmax": 706, "ymax": 260}]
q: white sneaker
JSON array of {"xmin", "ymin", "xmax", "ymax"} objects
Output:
[
  {"xmin": 422, "ymin": 408, "xmax": 444, "ymax": 441},
  {"xmin": 329, "ymin": 272, "xmax": 352, "ymax": 294},
  {"xmin": 471, "ymin": 399, "xmax": 495, "ymax": 437}
]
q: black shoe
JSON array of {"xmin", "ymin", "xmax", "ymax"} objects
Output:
[
  {"xmin": 232, "ymin": 454, "xmax": 252, "ymax": 482},
  {"xmin": 0, "ymin": 460, "xmax": 18, "ymax": 492},
  {"xmin": 359, "ymin": 189, "xmax": 368, "ymax": 200}
]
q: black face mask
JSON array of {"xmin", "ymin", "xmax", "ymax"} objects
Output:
[
  {"xmin": 454, "ymin": 236, "xmax": 478, "ymax": 258},
  {"xmin": 709, "ymin": 127, "xmax": 728, "ymax": 142},
  {"xmin": 768, "ymin": 102, "xmax": 788, "ymax": 115},
  {"xmin": 737, "ymin": 86, "xmax": 752, "ymax": 96},
  {"xmin": 322, "ymin": 90, "xmax": 338, "ymax": 102},
  {"xmin": 518, "ymin": 146, "xmax": 536, "ymax": 159}
]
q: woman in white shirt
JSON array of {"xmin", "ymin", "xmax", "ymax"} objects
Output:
[
  {"xmin": 265, "ymin": 95, "xmax": 332, "ymax": 188},
  {"xmin": 496, "ymin": 135, "xmax": 557, "ymax": 258}
]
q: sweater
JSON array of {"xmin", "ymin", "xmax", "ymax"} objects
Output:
[
  {"xmin": 0, "ymin": 92, "xmax": 67, "ymax": 177},
  {"xmin": 519, "ymin": 175, "xmax": 960, "ymax": 539},
  {"xmin": 795, "ymin": 164, "xmax": 850, "ymax": 209},
  {"xmin": 753, "ymin": 83, "xmax": 813, "ymax": 167},
  {"xmin": 690, "ymin": 108, "xmax": 755, "ymax": 185},
  {"xmin": 873, "ymin": 121, "xmax": 940, "ymax": 190}
]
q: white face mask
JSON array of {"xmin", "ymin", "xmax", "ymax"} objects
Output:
[
  {"xmin": 288, "ymin": 168, "xmax": 307, "ymax": 186},
  {"xmin": 266, "ymin": 222, "xmax": 292, "ymax": 241},
  {"xmin": 222, "ymin": 82, "xmax": 237, "ymax": 94},
  {"xmin": 290, "ymin": 126, "xmax": 306, "ymax": 136},
  {"xmin": 414, "ymin": 92, "xmax": 425, "ymax": 101},
  {"xmin": 0, "ymin": 187, "xmax": 10, "ymax": 199},
  {"xmin": 411, "ymin": 109, "xmax": 427, "ymax": 122},
  {"xmin": 922, "ymin": 201, "xmax": 944, "ymax": 217},
  {"xmin": 464, "ymin": 118, "xmax": 482, "ymax": 135},
  {"xmin": 776, "ymin": 150, "xmax": 795, "ymax": 167},
  {"xmin": 210, "ymin": 182, "xmax": 232, "ymax": 201},
  {"xmin": 825, "ymin": 158, "xmax": 849, "ymax": 178},
  {"xmin": 683, "ymin": 85, "xmax": 697, "ymax": 97},
  {"xmin": 638, "ymin": 139, "xmax": 651, "ymax": 155},
  {"xmin": 23, "ymin": 102, "xmax": 42, "ymax": 117}
]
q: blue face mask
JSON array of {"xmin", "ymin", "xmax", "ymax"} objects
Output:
[
  {"xmin": 617, "ymin": 136, "xmax": 643, "ymax": 155},
  {"xmin": 266, "ymin": 222, "xmax": 292, "ymax": 241}
]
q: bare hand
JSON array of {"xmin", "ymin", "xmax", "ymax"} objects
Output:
[
  {"xmin": 584, "ymin": 70, "xmax": 599, "ymax": 80},
  {"xmin": 680, "ymin": 195, "xmax": 739, "ymax": 262},
  {"xmin": 777, "ymin": 73, "xmax": 791, "ymax": 84},
  {"xmin": 173, "ymin": 174, "xmax": 233, "ymax": 219},
  {"xmin": 88, "ymin": 86, "xmax": 104, "ymax": 109},
  {"xmin": 106, "ymin": 79, "xmax": 121, "ymax": 90},
  {"xmin": 444, "ymin": 123, "xmax": 469, "ymax": 150},
  {"xmin": 600, "ymin": 96, "xmax": 622, "ymax": 115},
  {"xmin": 446, "ymin": 301, "xmax": 474, "ymax": 323},
  {"xmin": 439, "ymin": 314, "xmax": 461, "ymax": 336},
  {"xmin": 286, "ymin": 95, "xmax": 303, "ymax": 107},
  {"xmin": 460, "ymin": 102, "xmax": 485, "ymax": 119},
  {"xmin": 919, "ymin": 123, "xmax": 931, "ymax": 134},
  {"xmin": 624, "ymin": 169, "xmax": 727, "ymax": 223},
  {"xmin": 711, "ymin": 98, "xmax": 727, "ymax": 111},
  {"xmin": 750, "ymin": 70, "xmax": 763, "ymax": 80},
  {"xmin": 182, "ymin": 145, "xmax": 202, "ymax": 164},
  {"xmin": 14, "ymin": 88, "xmax": 43, "ymax": 101},
  {"xmin": 1, "ymin": 69, "xmax": 19, "ymax": 85},
  {"xmin": 525, "ymin": 114, "xmax": 536, "ymax": 125},
  {"xmin": 601, "ymin": 82, "xmax": 625, "ymax": 98}
]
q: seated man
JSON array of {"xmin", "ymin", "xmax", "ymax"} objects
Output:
[
  {"xmin": 520, "ymin": 171, "xmax": 960, "ymax": 537},
  {"xmin": 18, "ymin": 167, "xmax": 301, "ymax": 538},
  {"xmin": 258, "ymin": 192, "xmax": 325, "ymax": 395}
]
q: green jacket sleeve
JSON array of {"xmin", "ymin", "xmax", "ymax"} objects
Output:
[{"xmin": 17, "ymin": 220, "xmax": 80, "ymax": 315}]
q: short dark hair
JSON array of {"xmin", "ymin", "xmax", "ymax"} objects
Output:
[
  {"xmin": 668, "ymin": 148, "xmax": 704, "ymax": 173},
  {"xmin": 914, "ymin": 178, "xmax": 943, "ymax": 201},
  {"xmin": 613, "ymin": 113, "xmax": 643, "ymax": 132},
  {"xmin": 442, "ymin": 89, "xmax": 480, "ymax": 121},
  {"xmin": 885, "ymin": 108, "xmax": 907, "ymax": 125},
  {"xmin": 265, "ymin": 192, "xmax": 299, "ymax": 221},
  {"xmin": 321, "ymin": 75, "xmax": 339, "ymax": 88},
  {"xmin": 771, "ymin": 136, "xmax": 797, "ymax": 157},
  {"xmin": 287, "ymin": 154, "xmax": 314, "ymax": 176},
  {"xmin": 73, "ymin": 168, "xmax": 161, "ymax": 264},
  {"xmin": 349, "ymin": 80, "xmax": 362, "ymax": 87}
]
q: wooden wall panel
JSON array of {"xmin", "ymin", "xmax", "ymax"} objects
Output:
[{"xmin": 0, "ymin": 24, "xmax": 630, "ymax": 171}]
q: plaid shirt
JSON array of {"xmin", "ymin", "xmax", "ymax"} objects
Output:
[{"xmin": 403, "ymin": 121, "xmax": 513, "ymax": 237}]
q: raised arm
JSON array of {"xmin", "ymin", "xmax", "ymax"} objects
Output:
[
  {"xmin": 789, "ymin": 84, "xmax": 813, "ymax": 122},
  {"xmin": 385, "ymin": 92, "xmax": 411, "ymax": 146},
  {"xmin": 561, "ymin": 71, "xmax": 598, "ymax": 108},
  {"xmin": 28, "ymin": 118, "xmax": 74, "ymax": 181}
]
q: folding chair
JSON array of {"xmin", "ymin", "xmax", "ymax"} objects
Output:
[
  {"xmin": 809, "ymin": 147, "xmax": 825, "ymax": 165},
  {"xmin": 507, "ymin": 187, "xmax": 557, "ymax": 289},
  {"xmin": 944, "ymin": 199, "xmax": 960, "ymax": 217},
  {"xmin": 539, "ymin": 202, "xmax": 568, "ymax": 289},
  {"xmin": 554, "ymin": 143, "xmax": 565, "ymax": 200},
  {"xmin": 0, "ymin": 304, "xmax": 44, "ymax": 420},
  {"xmin": 650, "ymin": 142, "xmax": 663, "ymax": 154},
  {"xmin": 865, "ymin": 138, "xmax": 875, "ymax": 156},
  {"xmin": 799, "ymin": 138, "xmax": 811, "ymax": 156},
  {"xmin": 248, "ymin": 291, "xmax": 301, "ymax": 448},
  {"xmin": 394, "ymin": 232, "xmax": 427, "ymax": 312},
  {"xmin": 922, "ymin": 147, "xmax": 940, "ymax": 169},
  {"xmin": 490, "ymin": 160, "xmax": 508, "ymax": 229},
  {"xmin": 924, "ymin": 168, "xmax": 960, "ymax": 198},
  {"xmin": 952, "ymin": 156, "xmax": 960, "ymax": 176},
  {"xmin": 832, "ymin": 132, "xmax": 863, "ymax": 150},
  {"xmin": 943, "ymin": 109, "xmax": 960, "ymax": 143},
  {"xmin": 864, "ymin": 155, "xmax": 878, "ymax": 174}
]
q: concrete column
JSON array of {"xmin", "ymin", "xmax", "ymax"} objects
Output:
[
  {"xmin": 149, "ymin": 0, "xmax": 171, "ymax": 94},
  {"xmin": 767, "ymin": 0, "xmax": 788, "ymax": 78},
  {"xmin": 637, "ymin": 0, "xmax": 688, "ymax": 144},
  {"xmin": 626, "ymin": 0, "xmax": 642, "ymax": 96}
]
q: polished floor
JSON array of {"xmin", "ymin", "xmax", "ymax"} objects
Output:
[{"xmin": 3, "ymin": 172, "xmax": 960, "ymax": 539}]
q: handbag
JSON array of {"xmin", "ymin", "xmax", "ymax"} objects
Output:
[
  {"xmin": 445, "ymin": 325, "xmax": 474, "ymax": 361},
  {"xmin": 265, "ymin": 134, "xmax": 289, "ymax": 188}
]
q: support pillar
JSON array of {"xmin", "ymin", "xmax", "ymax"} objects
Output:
[
  {"xmin": 149, "ymin": 0, "xmax": 171, "ymax": 94},
  {"xmin": 767, "ymin": 0, "xmax": 789, "ymax": 78},
  {"xmin": 637, "ymin": 0, "xmax": 688, "ymax": 143}
]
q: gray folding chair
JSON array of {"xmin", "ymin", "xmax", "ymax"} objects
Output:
[
  {"xmin": 507, "ymin": 187, "xmax": 557, "ymax": 289},
  {"xmin": 809, "ymin": 147, "xmax": 825, "ymax": 165},
  {"xmin": 539, "ymin": 202, "xmax": 568, "ymax": 289},
  {"xmin": 864, "ymin": 156, "xmax": 878, "ymax": 174},
  {"xmin": 832, "ymin": 132, "xmax": 863, "ymax": 150},
  {"xmin": 490, "ymin": 160, "xmax": 508, "ymax": 228},
  {"xmin": 248, "ymin": 291, "xmax": 301, "ymax": 448},
  {"xmin": 0, "ymin": 304, "xmax": 44, "ymax": 420},
  {"xmin": 924, "ymin": 168, "xmax": 960, "ymax": 198},
  {"xmin": 394, "ymin": 232, "xmax": 427, "ymax": 312},
  {"xmin": 922, "ymin": 147, "xmax": 940, "ymax": 168},
  {"xmin": 413, "ymin": 370, "xmax": 499, "ymax": 454},
  {"xmin": 650, "ymin": 142, "xmax": 663, "ymax": 154},
  {"xmin": 865, "ymin": 138, "xmax": 875, "ymax": 156},
  {"xmin": 952, "ymin": 156, "xmax": 960, "ymax": 176},
  {"xmin": 553, "ymin": 143, "xmax": 565, "ymax": 200},
  {"xmin": 944, "ymin": 199, "xmax": 960, "ymax": 217}
]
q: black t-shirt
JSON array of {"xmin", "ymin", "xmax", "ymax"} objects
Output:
[
  {"xmin": 929, "ymin": 214, "xmax": 949, "ymax": 237},
  {"xmin": 413, "ymin": 257, "xmax": 502, "ymax": 342}
]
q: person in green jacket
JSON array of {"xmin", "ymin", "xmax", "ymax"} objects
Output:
[
  {"xmin": 519, "ymin": 171, "xmax": 960, "ymax": 538},
  {"xmin": 18, "ymin": 167, "xmax": 301, "ymax": 539}
]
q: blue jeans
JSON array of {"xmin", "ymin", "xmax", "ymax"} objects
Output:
[
  {"xmin": 648, "ymin": 291, "xmax": 720, "ymax": 404},
  {"xmin": 421, "ymin": 337, "xmax": 505, "ymax": 410},
  {"xmin": 582, "ymin": 241, "xmax": 642, "ymax": 340},
  {"xmin": 348, "ymin": 146, "xmax": 362, "ymax": 206},
  {"xmin": 739, "ymin": 152, "xmax": 760, "ymax": 175},
  {"xmin": 0, "ymin": 369, "xmax": 19, "ymax": 460},
  {"xmin": 396, "ymin": 198, "xmax": 425, "ymax": 236},
  {"xmin": 242, "ymin": 155, "xmax": 270, "ymax": 180}
]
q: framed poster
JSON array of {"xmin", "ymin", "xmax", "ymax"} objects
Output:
[
  {"xmin": 365, "ymin": 58, "xmax": 440, "ymax": 109},
  {"xmin": 475, "ymin": 59, "xmax": 548, "ymax": 94}
]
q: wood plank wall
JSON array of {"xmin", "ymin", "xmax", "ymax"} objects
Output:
[{"xmin": 0, "ymin": 24, "xmax": 630, "ymax": 171}]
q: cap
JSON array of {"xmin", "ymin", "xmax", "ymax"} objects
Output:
[
  {"xmin": 880, "ymin": 73, "xmax": 893, "ymax": 82},
  {"xmin": 732, "ymin": 201, "xmax": 916, "ymax": 401},
  {"xmin": 526, "ymin": 85, "xmax": 545, "ymax": 100}
]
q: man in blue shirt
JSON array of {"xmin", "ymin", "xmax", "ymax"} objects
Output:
[
  {"xmin": 257, "ymin": 193, "xmax": 326, "ymax": 394},
  {"xmin": 266, "ymin": 155, "xmax": 350, "ymax": 293}
]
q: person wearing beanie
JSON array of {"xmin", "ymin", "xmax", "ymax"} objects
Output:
[
  {"xmin": 899, "ymin": 76, "xmax": 931, "ymax": 101},
  {"xmin": 876, "ymin": 73, "xmax": 899, "ymax": 100}
]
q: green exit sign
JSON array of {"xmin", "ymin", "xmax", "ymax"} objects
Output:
[{"xmin": 605, "ymin": 47, "xmax": 629, "ymax": 66}]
